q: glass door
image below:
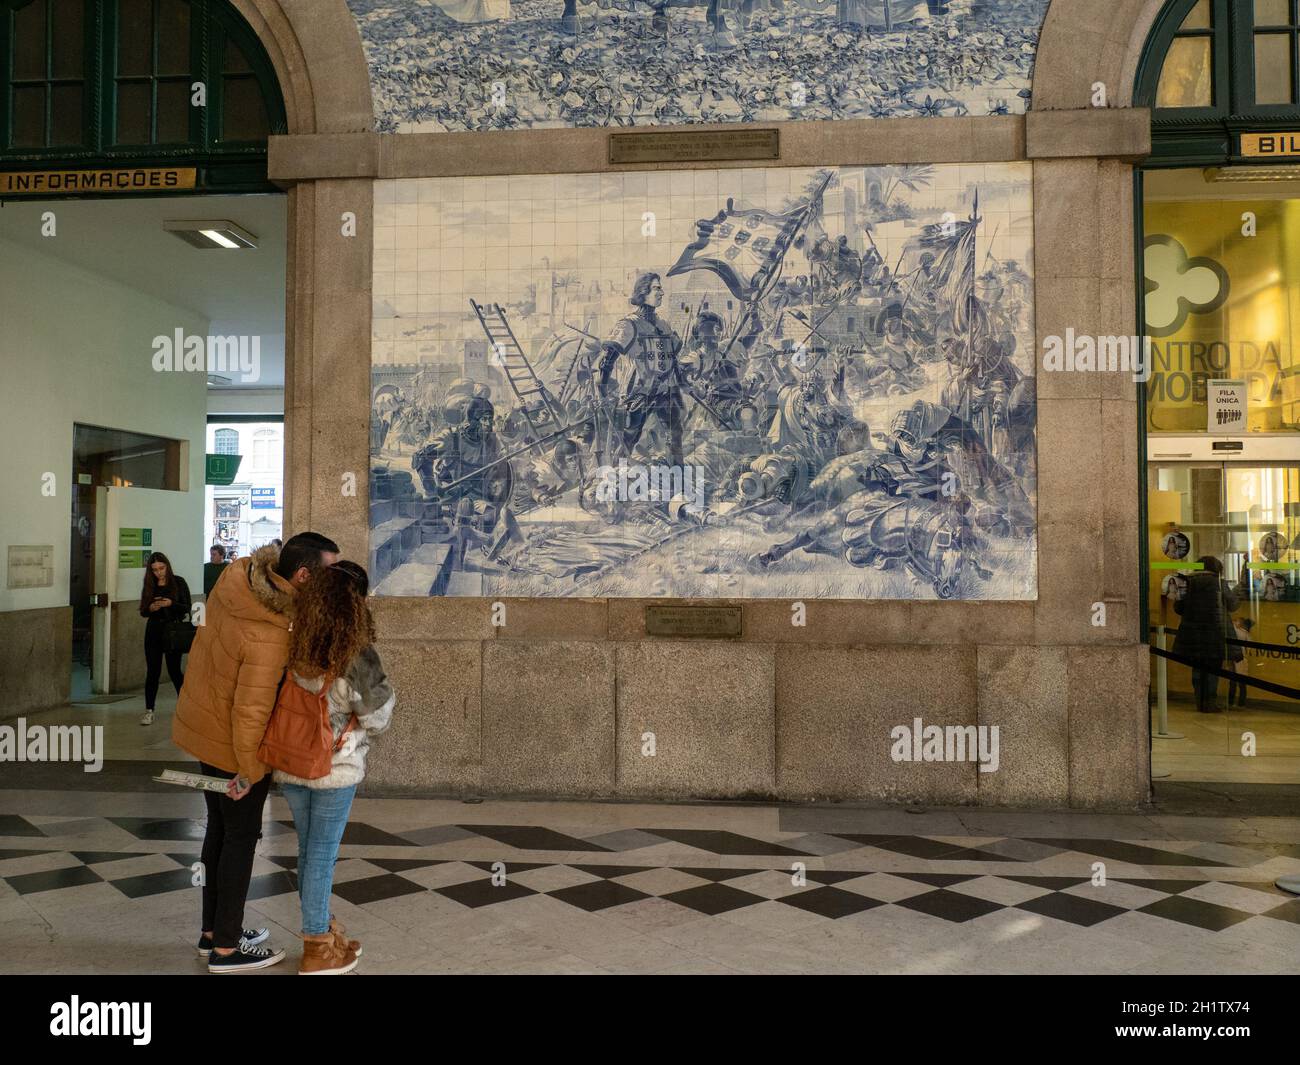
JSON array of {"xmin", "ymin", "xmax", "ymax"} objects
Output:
[{"xmin": 1148, "ymin": 461, "xmax": 1300, "ymax": 782}]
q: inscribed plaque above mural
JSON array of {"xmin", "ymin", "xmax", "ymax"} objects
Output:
[
  {"xmin": 369, "ymin": 164, "xmax": 1037, "ymax": 599},
  {"xmin": 347, "ymin": 0, "xmax": 1051, "ymax": 132}
]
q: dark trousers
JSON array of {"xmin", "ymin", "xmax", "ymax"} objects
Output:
[
  {"xmin": 1191, "ymin": 662, "xmax": 1221, "ymax": 712},
  {"xmin": 199, "ymin": 762, "xmax": 271, "ymax": 948},
  {"xmin": 144, "ymin": 634, "xmax": 184, "ymax": 710},
  {"xmin": 1228, "ymin": 667, "xmax": 1247, "ymax": 707},
  {"xmin": 601, "ymin": 392, "xmax": 686, "ymax": 468}
]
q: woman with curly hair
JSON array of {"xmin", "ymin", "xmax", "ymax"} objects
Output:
[{"xmin": 277, "ymin": 561, "xmax": 394, "ymax": 975}]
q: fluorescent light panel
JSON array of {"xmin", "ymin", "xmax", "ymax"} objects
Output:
[{"xmin": 163, "ymin": 219, "xmax": 258, "ymax": 249}]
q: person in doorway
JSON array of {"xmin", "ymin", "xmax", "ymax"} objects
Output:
[
  {"xmin": 1173, "ymin": 555, "xmax": 1238, "ymax": 713},
  {"xmin": 1228, "ymin": 615, "xmax": 1254, "ymax": 709},
  {"xmin": 139, "ymin": 552, "xmax": 191, "ymax": 727},
  {"xmin": 275, "ymin": 561, "xmax": 394, "ymax": 975},
  {"xmin": 172, "ymin": 531, "xmax": 340, "ymax": 973},
  {"xmin": 203, "ymin": 545, "xmax": 230, "ymax": 597}
]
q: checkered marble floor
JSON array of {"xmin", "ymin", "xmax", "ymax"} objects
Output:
[{"xmin": 3, "ymin": 792, "xmax": 1300, "ymax": 974}]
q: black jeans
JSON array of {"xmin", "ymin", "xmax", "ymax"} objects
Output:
[
  {"xmin": 199, "ymin": 762, "xmax": 271, "ymax": 948},
  {"xmin": 144, "ymin": 632, "xmax": 184, "ymax": 710}
]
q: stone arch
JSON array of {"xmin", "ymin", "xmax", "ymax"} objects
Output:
[
  {"xmin": 1031, "ymin": 0, "xmax": 1172, "ymax": 110},
  {"xmin": 212, "ymin": 3, "xmax": 376, "ymax": 541},
  {"xmin": 228, "ymin": 0, "xmax": 374, "ymax": 135}
]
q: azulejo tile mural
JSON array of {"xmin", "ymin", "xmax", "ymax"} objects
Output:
[
  {"xmin": 346, "ymin": 0, "xmax": 1052, "ymax": 132},
  {"xmin": 368, "ymin": 164, "xmax": 1037, "ymax": 599}
]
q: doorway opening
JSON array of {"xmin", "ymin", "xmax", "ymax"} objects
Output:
[
  {"xmin": 0, "ymin": 192, "xmax": 288, "ymax": 703},
  {"xmin": 0, "ymin": 0, "xmax": 290, "ymax": 727},
  {"xmin": 69, "ymin": 423, "xmax": 186, "ymax": 700},
  {"xmin": 1137, "ymin": 0, "xmax": 1300, "ymax": 785},
  {"xmin": 1148, "ymin": 459, "xmax": 1300, "ymax": 781}
]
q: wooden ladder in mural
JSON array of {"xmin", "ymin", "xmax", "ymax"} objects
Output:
[{"xmin": 469, "ymin": 299, "xmax": 565, "ymax": 441}]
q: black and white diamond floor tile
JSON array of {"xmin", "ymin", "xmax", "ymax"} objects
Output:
[{"xmin": 4, "ymin": 815, "xmax": 1300, "ymax": 938}]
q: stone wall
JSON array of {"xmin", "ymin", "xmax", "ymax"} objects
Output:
[
  {"xmin": 261, "ymin": 0, "xmax": 1163, "ymax": 809},
  {"xmin": 365, "ymin": 601, "xmax": 1149, "ymax": 807},
  {"xmin": 0, "ymin": 607, "xmax": 71, "ymax": 721},
  {"xmin": 110, "ymin": 603, "xmax": 148, "ymax": 693}
]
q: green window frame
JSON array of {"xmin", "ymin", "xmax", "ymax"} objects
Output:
[
  {"xmin": 1150, "ymin": 0, "xmax": 1223, "ymax": 115},
  {"xmin": 1246, "ymin": 0, "xmax": 1300, "ymax": 111},
  {"xmin": 1, "ymin": 0, "xmax": 284, "ymax": 183},
  {"xmin": 1138, "ymin": 0, "xmax": 1300, "ymax": 163}
]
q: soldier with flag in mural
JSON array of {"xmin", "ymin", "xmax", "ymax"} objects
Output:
[{"xmin": 594, "ymin": 272, "xmax": 688, "ymax": 467}]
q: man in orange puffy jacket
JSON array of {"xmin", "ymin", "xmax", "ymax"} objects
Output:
[{"xmin": 173, "ymin": 532, "xmax": 339, "ymax": 973}]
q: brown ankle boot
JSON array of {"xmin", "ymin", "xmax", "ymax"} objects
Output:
[
  {"xmin": 328, "ymin": 916, "xmax": 362, "ymax": 958},
  {"xmin": 299, "ymin": 932, "xmax": 358, "ymax": 975}
]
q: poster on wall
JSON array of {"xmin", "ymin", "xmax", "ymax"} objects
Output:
[
  {"xmin": 368, "ymin": 163, "xmax": 1037, "ymax": 599},
  {"xmin": 7, "ymin": 545, "xmax": 54, "ymax": 589}
]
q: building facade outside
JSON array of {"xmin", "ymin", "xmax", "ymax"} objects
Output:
[
  {"xmin": 205, "ymin": 421, "xmax": 285, "ymax": 560},
  {"xmin": 6, "ymin": 0, "xmax": 1299, "ymax": 808}
]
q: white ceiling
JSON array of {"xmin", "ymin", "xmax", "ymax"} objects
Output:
[{"xmin": 0, "ymin": 193, "xmax": 287, "ymax": 389}]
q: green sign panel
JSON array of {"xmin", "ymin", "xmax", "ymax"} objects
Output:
[
  {"xmin": 118, "ymin": 527, "xmax": 152, "ymax": 547},
  {"xmin": 117, "ymin": 549, "xmax": 149, "ymax": 569},
  {"xmin": 205, "ymin": 453, "xmax": 243, "ymax": 486}
]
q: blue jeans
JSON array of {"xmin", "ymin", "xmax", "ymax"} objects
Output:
[{"xmin": 281, "ymin": 783, "xmax": 356, "ymax": 935}]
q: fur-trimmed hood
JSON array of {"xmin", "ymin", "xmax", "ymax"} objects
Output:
[
  {"xmin": 246, "ymin": 544, "xmax": 294, "ymax": 617},
  {"xmin": 210, "ymin": 543, "xmax": 295, "ymax": 623}
]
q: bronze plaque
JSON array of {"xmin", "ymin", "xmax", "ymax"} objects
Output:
[
  {"xmin": 609, "ymin": 129, "xmax": 779, "ymax": 165},
  {"xmin": 645, "ymin": 605, "xmax": 742, "ymax": 638}
]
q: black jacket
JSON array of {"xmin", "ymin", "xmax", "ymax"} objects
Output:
[
  {"xmin": 1173, "ymin": 572, "xmax": 1237, "ymax": 664},
  {"xmin": 140, "ymin": 576, "xmax": 192, "ymax": 628}
]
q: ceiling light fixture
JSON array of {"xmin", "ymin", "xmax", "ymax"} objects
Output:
[{"xmin": 163, "ymin": 219, "xmax": 258, "ymax": 249}]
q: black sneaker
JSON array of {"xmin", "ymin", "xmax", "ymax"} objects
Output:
[
  {"xmin": 197, "ymin": 927, "xmax": 271, "ymax": 958},
  {"xmin": 207, "ymin": 940, "xmax": 286, "ymax": 973}
]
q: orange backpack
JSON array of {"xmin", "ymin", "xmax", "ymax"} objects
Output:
[{"xmin": 258, "ymin": 673, "xmax": 357, "ymax": 780}]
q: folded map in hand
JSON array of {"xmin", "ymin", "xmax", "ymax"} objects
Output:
[{"xmin": 153, "ymin": 769, "xmax": 232, "ymax": 793}]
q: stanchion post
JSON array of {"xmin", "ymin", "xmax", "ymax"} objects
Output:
[{"xmin": 1153, "ymin": 625, "xmax": 1184, "ymax": 741}]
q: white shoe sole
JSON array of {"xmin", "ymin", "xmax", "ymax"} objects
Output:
[
  {"xmin": 196, "ymin": 930, "xmax": 270, "ymax": 958},
  {"xmin": 208, "ymin": 950, "xmax": 286, "ymax": 973}
]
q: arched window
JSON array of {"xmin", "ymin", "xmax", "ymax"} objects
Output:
[
  {"xmin": 1139, "ymin": 0, "xmax": 1300, "ymax": 162},
  {"xmin": 1, "ymin": 0, "xmax": 284, "ymax": 178},
  {"xmin": 213, "ymin": 427, "xmax": 238, "ymax": 455}
]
